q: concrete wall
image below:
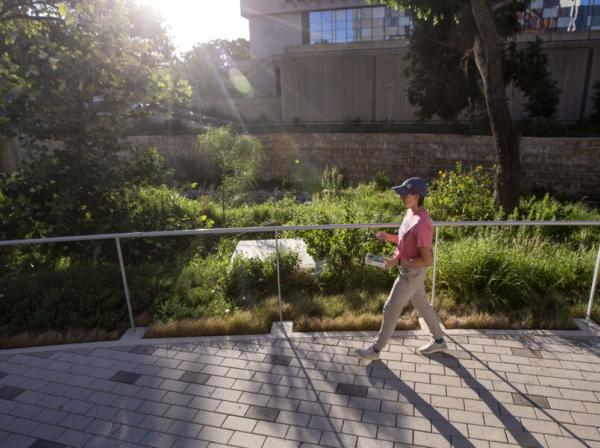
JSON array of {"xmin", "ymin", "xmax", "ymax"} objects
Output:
[
  {"xmin": 278, "ymin": 37, "xmax": 600, "ymax": 123},
  {"xmin": 129, "ymin": 133, "xmax": 600, "ymax": 202},
  {"xmin": 248, "ymin": 13, "xmax": 303, "ymax": 60},
  {"xmin": 279, "ymin": 40, "xmax": 416, "ymax": 122}
]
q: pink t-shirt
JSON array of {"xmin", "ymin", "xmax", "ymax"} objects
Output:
[{"xmin": 392, "ymin": 208, "xmax": 433, "ymax": 261}]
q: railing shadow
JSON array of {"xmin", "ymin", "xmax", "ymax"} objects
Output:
[
  {"xmin": 516, "ymin": 332, "xmax": 600, "ymax": 360},
  {"xmin": 443, "ymin": 335, "xmax": 592, "ymax": 448},
  {"xmin": 365, "ymin": 355, "xmax": 478, "ymax": 448},
  {"xmin": 278, "ymin": 331, "xmax": 347, "ymax": 448}
]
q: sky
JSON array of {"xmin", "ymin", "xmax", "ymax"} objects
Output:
[{"xmin": 139, "ymin": 0, "xmax": 249, "ymax": 54}]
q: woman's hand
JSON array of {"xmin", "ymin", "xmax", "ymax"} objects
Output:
[
  {"xmin": 376, "ymin": 231, "xmax": 388, "ymax": 243},
  {"xmin": 384, "ymin": 258, "xmax": 398, "ymax": 270}
]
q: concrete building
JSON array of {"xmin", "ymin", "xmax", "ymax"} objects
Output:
[{"xmin": 228, "ymin": 0, "xmax": 600, "ymax": 124}]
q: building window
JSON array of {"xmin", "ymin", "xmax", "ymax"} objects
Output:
[
  {"xmin": 309, "ymin": 6, "xmax": 412, "ymax": 44},
  {"xmin": 308, "ymin": 1, "xmax": 600, "ymax": 46},
  {"xmin": 518, "ymin": 0, "xmax": 600, "ymax": 32}
]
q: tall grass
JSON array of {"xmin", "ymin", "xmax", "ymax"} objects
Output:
[{"xmin": 435, "ymin": 234, "xmax": 596, "ymax": 322}]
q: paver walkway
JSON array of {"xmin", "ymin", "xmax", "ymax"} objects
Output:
[{"xmin": 0, "ymin": 329, "xmax": 599, "ymax": 448}]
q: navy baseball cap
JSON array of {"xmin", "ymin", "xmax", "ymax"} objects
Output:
[{"xmin": 392, "ymin": 177, "xmax": 428, "ymax": 197}]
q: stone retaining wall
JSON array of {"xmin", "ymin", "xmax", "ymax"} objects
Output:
[{"xmin": 129, "ymin": 133, "xmax": 600, "ymax": 201}]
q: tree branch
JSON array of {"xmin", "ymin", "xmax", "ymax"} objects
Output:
[
  {"xmin": 0, "ymin": 1, "xmax": 61, "ymax": 22},
  {"xmin": 492, "ymin": 0, "xmax": 514, "ymax": 11},
  {"xmin": 0, "ymin": 13, "xmax": 62, "ymax": 23}
]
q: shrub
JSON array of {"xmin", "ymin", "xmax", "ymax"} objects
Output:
[
  {"xmin": 373, "ymin": 171, "xmax": 392, "ymax": 191},
  {"xmin": 197, "ymin": 126, "xmax": 264, "ymax": 221},
  {"xmin": 0, "ymin": 138, "xmax": 172, "ymax": 264},
  {"xmin": 512, "ymin": 193, "xmax": 600, "ymax": 248},
  {"xmin": 120, "ymin": 185, "xmax": 216, "ymax": 262},
  {"xmin": 320, "ymin": 165, "xmax": 344, "ymax": 195},
  {"xmin": 0, "ymin": 261, "xmax": 175, "ymax": 335},
  {"xmin": 293, "ymin": 158, "xmax": 321, "ymax": 193},
  {"xmin": 436, "ymin": 235, "xmax": 595, "ymax": 321},
  {"xmin": 427, "ymin": 163, "xmax": 498, "ymax": 222},
  {"xmin": 152, "ymin": 243, "xmax": 312, "ymax": 322}
]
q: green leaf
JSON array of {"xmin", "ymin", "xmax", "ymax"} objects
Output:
[
  {"xmin": 57, "ymin": 3, "xmax": 68, "ymax": 17},
  {"xmin": 48, "ymin": 57, "xmax": 60, "ymax": 70}
]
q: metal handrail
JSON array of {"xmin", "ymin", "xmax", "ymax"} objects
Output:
[
  {"xmin": 2, "ymin": 220, "xmax": 600, "ymax": 331},
  {"xmin": 2, "ymin": 220, "xmax": 600, "ymax": 247}
]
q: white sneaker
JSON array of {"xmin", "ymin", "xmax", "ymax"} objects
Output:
[
  {"xmin": 353, "ymin": 345, "xmax": 380, "ymax": 361},
  {"xmin": 418, "ymin": 339, "xmax": 448, "ymax": 355}
]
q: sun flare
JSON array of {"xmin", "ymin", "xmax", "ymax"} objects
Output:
[{"xmin": 136, "ymin": 0, "xmax": 249, "ymax": 53}]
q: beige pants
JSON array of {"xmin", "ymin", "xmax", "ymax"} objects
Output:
[{"xmin": 373, "ymin": 266, "xmax": 444, "ymax": 351}]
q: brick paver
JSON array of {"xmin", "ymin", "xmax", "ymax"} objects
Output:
[{"xmin": 0, "ymin": 330, "xmax": 599, "ymax": 447}]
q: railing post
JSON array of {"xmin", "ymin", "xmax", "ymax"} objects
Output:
[
  {"xmin": 275, "ymin": 231, "xmax": 283, "ymax": 322},
  {"xmin": 586, "ymin": 243, "xmax": 600, "ymax": 324},
  {"xmin": 431, "ymin": 226, "xmax": 439, "ymax": 306},
  {"xmin": 115, "ymin": 238, "xmax": 136, "ymax": 332}
]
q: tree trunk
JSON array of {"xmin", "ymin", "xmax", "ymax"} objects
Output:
[{"xmin": 470, "ymin": 0, "xmax": 521, "ymax": 213}]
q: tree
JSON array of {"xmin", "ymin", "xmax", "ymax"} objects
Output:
[
  {"xmin": 381, "ymin": 0, "xmax": 559, "ymax": 212},
  {"xmin": 590, "ymin": 81, "xmax": 600, "ymax": 124},
  {"xmin": 197, "ymin": 126, "xmax": 263, "ymax": 224},
  {"xmin": 177, "ymin": 39, "xmax": 252, "ymax": 120},
  {"xmin": 0, "ymin": 0, "xmax": 191, "ymax": 246},
  {"xmin": 504, "ymin": 38, "xmax": 561, "ymax": 121},
  {"xmin": 0, "ymin": 0, "xmax": 191, "ymax": 142}
]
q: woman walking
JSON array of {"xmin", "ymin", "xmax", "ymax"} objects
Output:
[{"xmin": 354, "ymin": 177, "xmax": 447, "ymax": 360}]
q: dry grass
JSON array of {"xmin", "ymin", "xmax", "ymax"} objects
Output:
[
  {"xmin": 294, "ymin": 313, "xmax": 418, "ymax": 332},
  {"xmin": 439, "ymin": 311, "xmax": 578, "ymax": 330},
  {"xmin": 4, "ymin": 298, "xmax": 586, "ymax": 348},
  {"xmin": 435, "ymin": 292, "xmax": 579, "ymax": 330},
  {"xmin": 441, "ymin": 312, "xmax": 515, "ymax": 329},
  {"xmin": 0, "ymin": 328, "xmax": 122, "ymax": 350},
  {"xmin": 145, "ymin": 311, "xmax": 272, "ymax": 338}
]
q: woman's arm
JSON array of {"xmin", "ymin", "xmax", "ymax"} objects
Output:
[
  {"xmin": 400, "ymin": 246, "xmax": 433, "ymax": 268},
  {"xmin": 376, "ymin": 231, "xmax": 399, "ymax": 244}
]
